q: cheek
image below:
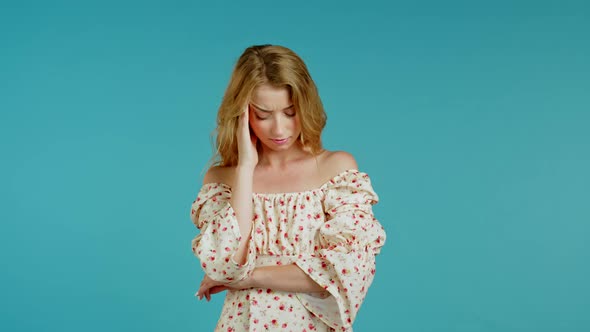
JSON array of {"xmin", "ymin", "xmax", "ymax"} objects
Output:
[
  {"xmin": 292, "ymin": 116, "xmax": 301, "ymax": 130},
  {"xmin": 248, "ymin": 119, "xmax": 266, "ymax": 137},
  {"xmin": 247, "ymin": 110, "xmax": 259, "ymax": 132}
]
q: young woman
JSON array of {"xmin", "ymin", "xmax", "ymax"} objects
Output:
[{"xmin": 190, "ymin": 44, "xmax": 386, "ymax": 331}]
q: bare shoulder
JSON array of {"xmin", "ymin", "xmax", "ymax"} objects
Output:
[
  {"xmin": 203, "ymin": 165, "xmax": 235, "ymax": 186},
  {"xmin": 318, "ymin": 150, "xmax": 359, "ymax": 179}
]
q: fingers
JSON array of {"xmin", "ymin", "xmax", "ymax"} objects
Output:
[
  {"xmin": 242, "ymin": 103, "xmax": 249, "ymax": 117},
  {"xmin": 196, "ymin": 279, "xmax": 207, "ymax": 300},
  {"xmin": 196, "ymin": 288, "xmax": 210, "ymax": 301},
  {"xmin": 241, "ymin": 104, "xmax": 257, "ymax": 145},
  {"xmin": 243, "ymin": 105, "xmax": 250, "ymax": 136},
  {"xmin": 240, "ymin": 103, "xmax": 249, "ymax": 124},
  {"xmin": 237, "ymin": 103, "xmax": 250, "ymax": 138},
  {"xmin": 196, "ymin": 277, "xmax": 228, "ymax": 302}
]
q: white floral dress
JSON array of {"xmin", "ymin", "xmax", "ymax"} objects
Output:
[{"xmin": 190, "ymin": 169, "xmax": 386, "ymax": 332}]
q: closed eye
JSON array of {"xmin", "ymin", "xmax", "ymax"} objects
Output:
[
  {"xmin": 251, "ymin": 105, "xmax": 294, "ymax": 119},
  {"xmin": 255, "ymin": 113, "xmax": 270, "ymax": 120},
  {"xmin": 284, "ymin": 106, "xmax": 295, "ymax": 117}
]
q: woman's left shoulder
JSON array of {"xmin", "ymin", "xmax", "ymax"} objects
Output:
[{"xmin": 318, "ymin": 150, "xmax": 359, "ymax": 178}]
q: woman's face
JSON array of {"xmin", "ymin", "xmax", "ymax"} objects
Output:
[{"xmin": 249, "ymin": 84, "xmax": 301, "ymax": 151}]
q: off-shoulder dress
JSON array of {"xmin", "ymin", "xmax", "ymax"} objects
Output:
[{"xmin": 190, "ymin": 169, "xmax": 386, "ymax": 332}]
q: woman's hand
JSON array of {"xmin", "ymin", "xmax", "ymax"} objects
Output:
[
  {"xmin": 237, "ymin": 103, "xmax": 258, "ymax": 168},
  {"xmin": 196, "ymin": 274, "xmax": 256, "ymax": 301},
  {"xmin": 195, "ymin": 275, "xmax": 229, "ymax": 301}
]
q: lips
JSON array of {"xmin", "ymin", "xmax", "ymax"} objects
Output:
[{"xmin": 271, "ymin": 138, "xmax": 289, "ymax": 145}]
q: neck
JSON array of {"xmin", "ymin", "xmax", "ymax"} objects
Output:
[{"xmin": 257, "ymin": 141, "xmax": 309, "ymax": 169}]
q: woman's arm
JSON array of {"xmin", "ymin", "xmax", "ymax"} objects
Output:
[
  {"xmin": 228, "ymin": 105, "xmax": 258, "ymax": 265},
  {"xmin": 197, "ymin": 263, "xmax": 325, "ymax": 301},
  {"xmin": 229, "ymin": 165, "xmax": 255, "ymax": 265},
  {"xmin": 201, "ymin": 105, "xmax": 257, "ymax": 267},
  {"xmin": 249, "ymin": 264, "xmax": 325, "ymax": 293}
]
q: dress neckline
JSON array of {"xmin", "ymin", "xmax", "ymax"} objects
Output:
[{"xmin": 204, "ymin": 168, "xmax": 364, "ymax": 197}]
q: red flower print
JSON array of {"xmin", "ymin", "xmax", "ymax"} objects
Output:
[{"xmin": 190, "ymin": 169, "xmax": 384, "ymax": 330}]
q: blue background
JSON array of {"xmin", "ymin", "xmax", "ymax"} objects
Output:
[{"xmin": 1, "ymin": 0, "xmax": 589, "ymax": 331}]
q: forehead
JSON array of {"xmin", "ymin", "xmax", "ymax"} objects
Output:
[{"xmin": 251, "ymin": 84, "xmax": 291, "ymax": 108}]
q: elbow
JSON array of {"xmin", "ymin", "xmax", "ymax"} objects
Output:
[{"xmin": 196, "ymin": 247, "xmax": 252, "ymax": 282}]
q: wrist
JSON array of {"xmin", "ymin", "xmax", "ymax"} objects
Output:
[
  {"xmin": 250, "ymin": 267, "xmax": 264, "ymax": 288},
  {"xmin": 236, "ymin": 164, "xmax": 256, "ymax": 173}
]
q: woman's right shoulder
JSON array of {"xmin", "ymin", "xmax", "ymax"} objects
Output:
[{"xmin": 202, "ymin": 165, "xmax": 235, "ymax": 187}]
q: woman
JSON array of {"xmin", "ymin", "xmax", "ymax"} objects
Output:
[{"xmin": 190, "ymin": 44, "xmax": 386, "ymax": 331}]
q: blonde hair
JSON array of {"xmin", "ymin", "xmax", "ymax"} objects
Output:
[{"xmin": 211, "ymin": 44, "xmax": 326, "ymax": 167}]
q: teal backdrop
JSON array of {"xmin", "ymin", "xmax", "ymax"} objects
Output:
[{"xmin": 1, "ymin": 0, "xmax": 589, "ymax": 331}]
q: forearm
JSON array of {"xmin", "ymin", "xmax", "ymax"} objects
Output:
[
  {"xmin": 251, "ymin": 264, "xmax": 325, "ymax": 293},
  {"xmin": 230, "ymin": 165, "xmax": 254, "ymax": 265}
]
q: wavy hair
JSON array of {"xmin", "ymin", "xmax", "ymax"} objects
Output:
[{"xmin": 211, "ymin": 44, "xmax": 326, "ymax": 167}]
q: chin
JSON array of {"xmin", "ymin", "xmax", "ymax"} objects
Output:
[{"xmin": 262, "ymin": 137, "xmax": 298, "ymax": 151}]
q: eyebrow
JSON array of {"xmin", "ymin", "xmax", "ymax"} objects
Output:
[{"xmin": 251, "ymin": 104, "xmax": 294, "ymax": 113}]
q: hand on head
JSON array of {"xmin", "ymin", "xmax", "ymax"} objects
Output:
[{"xmin": 237, "ymin": 103, "xmax": 258, "ymax": 168}]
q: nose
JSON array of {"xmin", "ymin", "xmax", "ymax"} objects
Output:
[{"xmin": 270, "ymin": 116, "xmax": 284, "ymax": 137}]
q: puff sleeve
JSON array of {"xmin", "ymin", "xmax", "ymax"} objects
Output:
[
  {"xmin": 190, "ymin": 183, "xmax": 256, "ymax": 282},
  {"xmin": 295, "ymin": 170, "xmax": 386, "ymax": 330}
]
